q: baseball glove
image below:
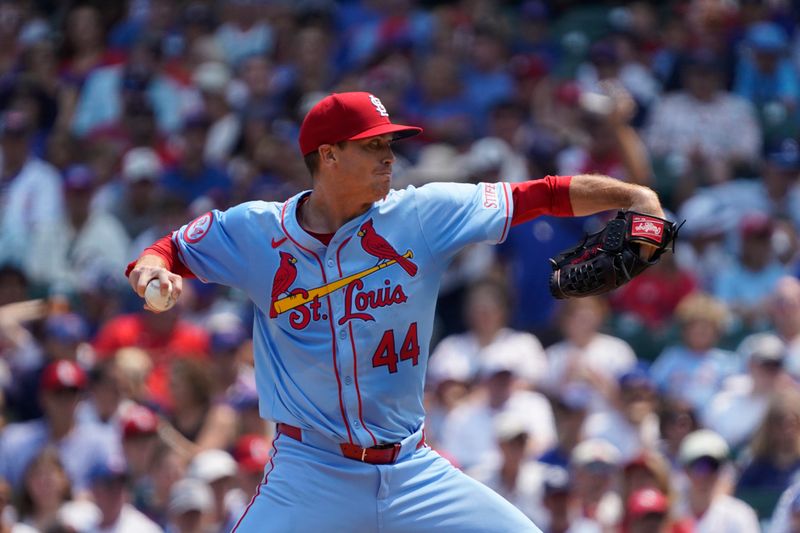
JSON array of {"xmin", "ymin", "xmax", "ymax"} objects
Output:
[{"xmin": 548, "ymin": 211, "xmax": 680, "ymax": 299}]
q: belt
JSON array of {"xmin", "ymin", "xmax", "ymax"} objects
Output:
[{"xmin": 276, "ymin": 423, "xmax": 425, "ymax": 465}]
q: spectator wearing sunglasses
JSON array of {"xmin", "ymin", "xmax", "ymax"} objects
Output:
[{"xmin": 675, "ymin": 429, "xmax": 759, "ymax": 532}]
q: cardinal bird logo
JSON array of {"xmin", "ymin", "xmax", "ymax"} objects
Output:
[
  {"xmin": 358, "ymin": 219, "xmax": 418, "ymax": 277},
  {"xmin": 270, "ymin": 251, "xmax": 298, "ymax": 318}
]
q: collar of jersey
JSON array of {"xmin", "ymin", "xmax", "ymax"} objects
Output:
[{"xmin": 281, "ymin": 190, "xmax": 378, "ymax": 253}]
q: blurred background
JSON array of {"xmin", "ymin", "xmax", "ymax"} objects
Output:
[{"xmin": 1, "ymin": 0, "xmax": 800, "ymax": 531}]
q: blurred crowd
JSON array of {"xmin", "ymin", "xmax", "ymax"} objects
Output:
[{"xmin": 2, "ymin": 0, "xmax": 800, "ymax": 532}]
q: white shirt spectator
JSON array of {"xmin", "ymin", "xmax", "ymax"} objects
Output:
[
  {"xmin": 0, "ymin": 157, "xmax": 63, "ymax": 267},
  {"xmin": 545, "ymin": 333, "xmax": 636, "ymax": 411},
  {"xmin": 440, "ymin": 390, "xmax": 556, "ymax": 469},
  {"xmin": 645, "ymin": 91, "xmax": 761, "ymax": 163},
  {"xmin": 769, "ymin": 480, "xmax": 800, "ymax": 533},
  {"xmin": 25, "ymin": 211, "xmax": 131, "ymax": 293},
  {"xmin": 701, "ymin": 374, "xmax": 770, "ymax": 449},
  {"xmin": 468, "ymin": 459, "xmax": 550, "ymax": 524},
  {"xmin": 428, "ymin": 327, "xmax": 548, "ymax": 387},
  {"xmin": 88, "ymin": 504, "xmax": 162, "ymax": 533},
  {"xmin": 675, "ymin": 494, "xmax": 760, "ymax": 533},
  {"xmin": 582, "ymin": 410, "xmax": 660, "ymax": 463}
]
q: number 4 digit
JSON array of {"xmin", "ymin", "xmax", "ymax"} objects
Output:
[
  {"xmin": 399, "ymin": 322, "xmax": 419, "ymax": 366},
  {"xmin": 372, "ymin": 329, "xmax": 398, "ymax": 373},
  {"xmin": 372, "ymin": 323, "xmax": 419, "ymax": 374}
]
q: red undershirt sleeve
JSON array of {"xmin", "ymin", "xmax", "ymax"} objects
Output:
[
  {"xmin": 125, "ymin": 233, "xmax": 196, "ymax": 278},
  {"xmin": 510, "ymin": 175, "xmax": 573, "ymax": 226}
]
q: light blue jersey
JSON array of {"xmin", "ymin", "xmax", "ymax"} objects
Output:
[
  {"xmin": 174, "ymin": 182, "xmax": 543, "ymax": 532},
  {"xmin": 174, "ymin": 182, "xmax": 513, "ymax": 446}
]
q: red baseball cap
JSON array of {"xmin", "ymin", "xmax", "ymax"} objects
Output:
[
  {"xmin": 627, "ymin": 488, "xmax": 669, "ymax": 518},
  {"xmin": 298, "ymin": 92, "xmax": 422, "ymax": 156},
  {"xmin": 120, "ymin": 404, "xmax": 159, "ymax": 439},
  {"xmin": 233, "ymin": 434, "xmax": 271, "ymax": 473},
  {"xmin": 40, "ymin": 360, "xmax": 88, "ymax": 392}
]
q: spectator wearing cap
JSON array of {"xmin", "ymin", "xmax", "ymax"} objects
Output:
[
  {"xmin": 0, "ymin": 360, "xmax": 120, "ymax": 494},
  {"xmin": 439, "ymin": 354, "xmax": 556, "ymax": 470},
  {"xmin": 5, "ymin": 312, "xmax": 89, "ymax": 422},
  {"xmin": 674, "ymin": 429, "xmax": 759, "ymax": 532},
  {"xmin": 734, "ymin": 22, "xmax": 799, "ymax": 112},
  {"xmin": 161, "ymin": 110, "xmax": 233, "ymax": 206},
  {"xmin": 569, "ymin": 438, "xmax": 622, "ymax": 530},
  {"xmin": 87, "ymin": 455, "xmax": 161, "ymax": 533},
  {"xmin": 622, "ymin": 488, "xmax": 685, "ymax": 533},
  {"xmin": 645, "ymin": 49, "xmax": 761, "ymax": 186},
  {"xmin": 537, "ymin": 465, "xmax": 600, "ymax": 533},
  {"xmin": 620, "ymin": 452, "xmax": 674, "ymax": 515},
  {"xmin": 187, "ymin": 449, "xmax": 241, "ymax": 532},
  {"xmin": 25, "ymin": 164, "xmax": 130, "ymax": 294},
  {"xmin": 190, "ymin": 61, "xmax": 240, "ymax": 164},
  {"xmin": 118, "ymin": 404, "xmax": 161, "ymax": 483},
  {"xmin": 233, "ymin": 434, "xmax": 271, "ymax": 494},
  {"xmin": 428, "ymin": 278, "xmax": 547, "ymax": 390},
  {"xmin": 72, "ymin": 35, "xmax": 183, "ymax": 137},
  {"xmin": 0, "ymin": 109, "xmax": 64, "ymax": 269},
  {"xmin": 583, "ymin": 366, "xmax": 660, "ymax": 463},
  {"xmin": 539, "ymin": 385, "xmax": 591, "ymax": 469},
  {"xmin": 713, "ymin": 212, "xmax": 787, "ymax": 330},
  {"xmin": 650, "ymin": 293, "xmax": 736, "ymax": 410},
  {"xmin": 736, "ymin": 388, "xmax": 800, "ymax": 521},
  {"xmin": 467, "ymin": 411, "xmax": 551, "ymax": 524},
  {"xmin": 92, "ymin": 304, "xmax": 209, "ymax": 410},
  {"xmin": 112, "ymin": 147, "xmax": 163, "ymax": 240},
  {"xmin": 544, "ymin": 296, "xmax": 636, "ymax": 414},
  {"xmin": 703, "ymin": 332, "xmax": 790, "ymax": 449},
  {"xmin": 166, "ymin": 477, "xmax": 213, "ymax": 533}
]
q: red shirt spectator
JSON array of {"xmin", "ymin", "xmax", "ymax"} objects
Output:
[{"xmin": 94, "ymin": 311, "xmax": 209, "ymax": 408}]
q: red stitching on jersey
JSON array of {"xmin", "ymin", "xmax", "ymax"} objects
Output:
[
  {"xmin": 280, "ymin": 200, "xmax": 354, "ymax": 444},
  {"xmin": 499, "ymin": 181, "xmax": 511, "ymax": 243},
  {"xmin": 336, "ymin": 237, "xmax": 378, "ymax": 447},
  {"xmin": 232, "ymin": 434, "xmax": 281, "ymax": 532}
]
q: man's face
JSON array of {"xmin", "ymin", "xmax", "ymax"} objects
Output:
[{"xmin": 326, "ymin": 134, "xmax": 396, "ymax": 204}]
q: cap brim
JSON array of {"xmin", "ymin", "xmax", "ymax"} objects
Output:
[{"xmin": 348, "ymin": 123, "xmax": 422, "ymax": 142}]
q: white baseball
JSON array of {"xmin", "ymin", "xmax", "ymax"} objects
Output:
[{"xmin": 144, "ymin": 279, "xmax": 176, "ymax": 311}]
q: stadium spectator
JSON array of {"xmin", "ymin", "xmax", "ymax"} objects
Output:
[
  {"xmin": 673, "ymin": 429, "xmax": 759, "ymax": 532},
  {"xmin": 736, "ymin": 388, "xmax": 800, "ymax": 520},
  {"xmin": 87, "ymin": 455, "xmax": 161, "ymax": 533},
  {"xmin": 650, "ymin": 293, "xmax": 736, "ymax": 410},
  {"xmin": 0, "ymin": 109, "xmax": 63, "ymax": 269},
  {"xmin": 703, "ymin": 332, "xmax": 790, "ymax": 449},
  {"xmin": 166, "ymin": 477, "xmax": 213, "ymax": 533},
  {"xmin": 232, "ymin": 434, "xmax": 270, "ymax": 495},
  {"xmin": 539, "ymin": 385, "xmax": 591, "ymax": 469},
  {"xmin": 545, "ymin": 296, "xmax": 636, "ymax": 412},
  {"xmin": 112, "ymin": 147, "xmax": 164, "ymax": 240},
  {"xmin": 15, "ymin": 448, "xmax": 71, "ymax": 532},
  {"xmin": 569, "ymin": 438, "xmax": 622, "ymax": 530},
  {"xmin": 186, "ymin": 449, "xmax": 241, "ymax": 532},
  {"xmin": 0, "ymin": 360, "xmax": 119, "ymax": 493}
]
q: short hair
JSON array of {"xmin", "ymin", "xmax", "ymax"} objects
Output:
[{"xmin": 674, "ymin": 292, "xmax": 728, "ymax": 330}]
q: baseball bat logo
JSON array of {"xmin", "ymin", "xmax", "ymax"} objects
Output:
[{"xmin": 269, "ymin": 220, "xmax": 417, "ymax": 327}]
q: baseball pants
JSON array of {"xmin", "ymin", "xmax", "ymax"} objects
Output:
[{"xmin": 232, "ymin": 425, "xmax": 542, "ymax": 532}]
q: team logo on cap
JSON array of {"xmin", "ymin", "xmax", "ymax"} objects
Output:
[
  {"xmin": 369, "ymin": 95, "xmax": 389, "ymax": 117},
  {"xmin": 184, "ymin": 212, "xmax": 213, "ymax": 243}
]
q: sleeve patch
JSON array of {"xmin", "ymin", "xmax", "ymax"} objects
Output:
[
  {"xmin": 481, "ymin": 183, "xmax": 500, "ymax": 209},
  {"xmin": 183, "ymin": 211, "xmax": 214, "ymax": 243}
]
